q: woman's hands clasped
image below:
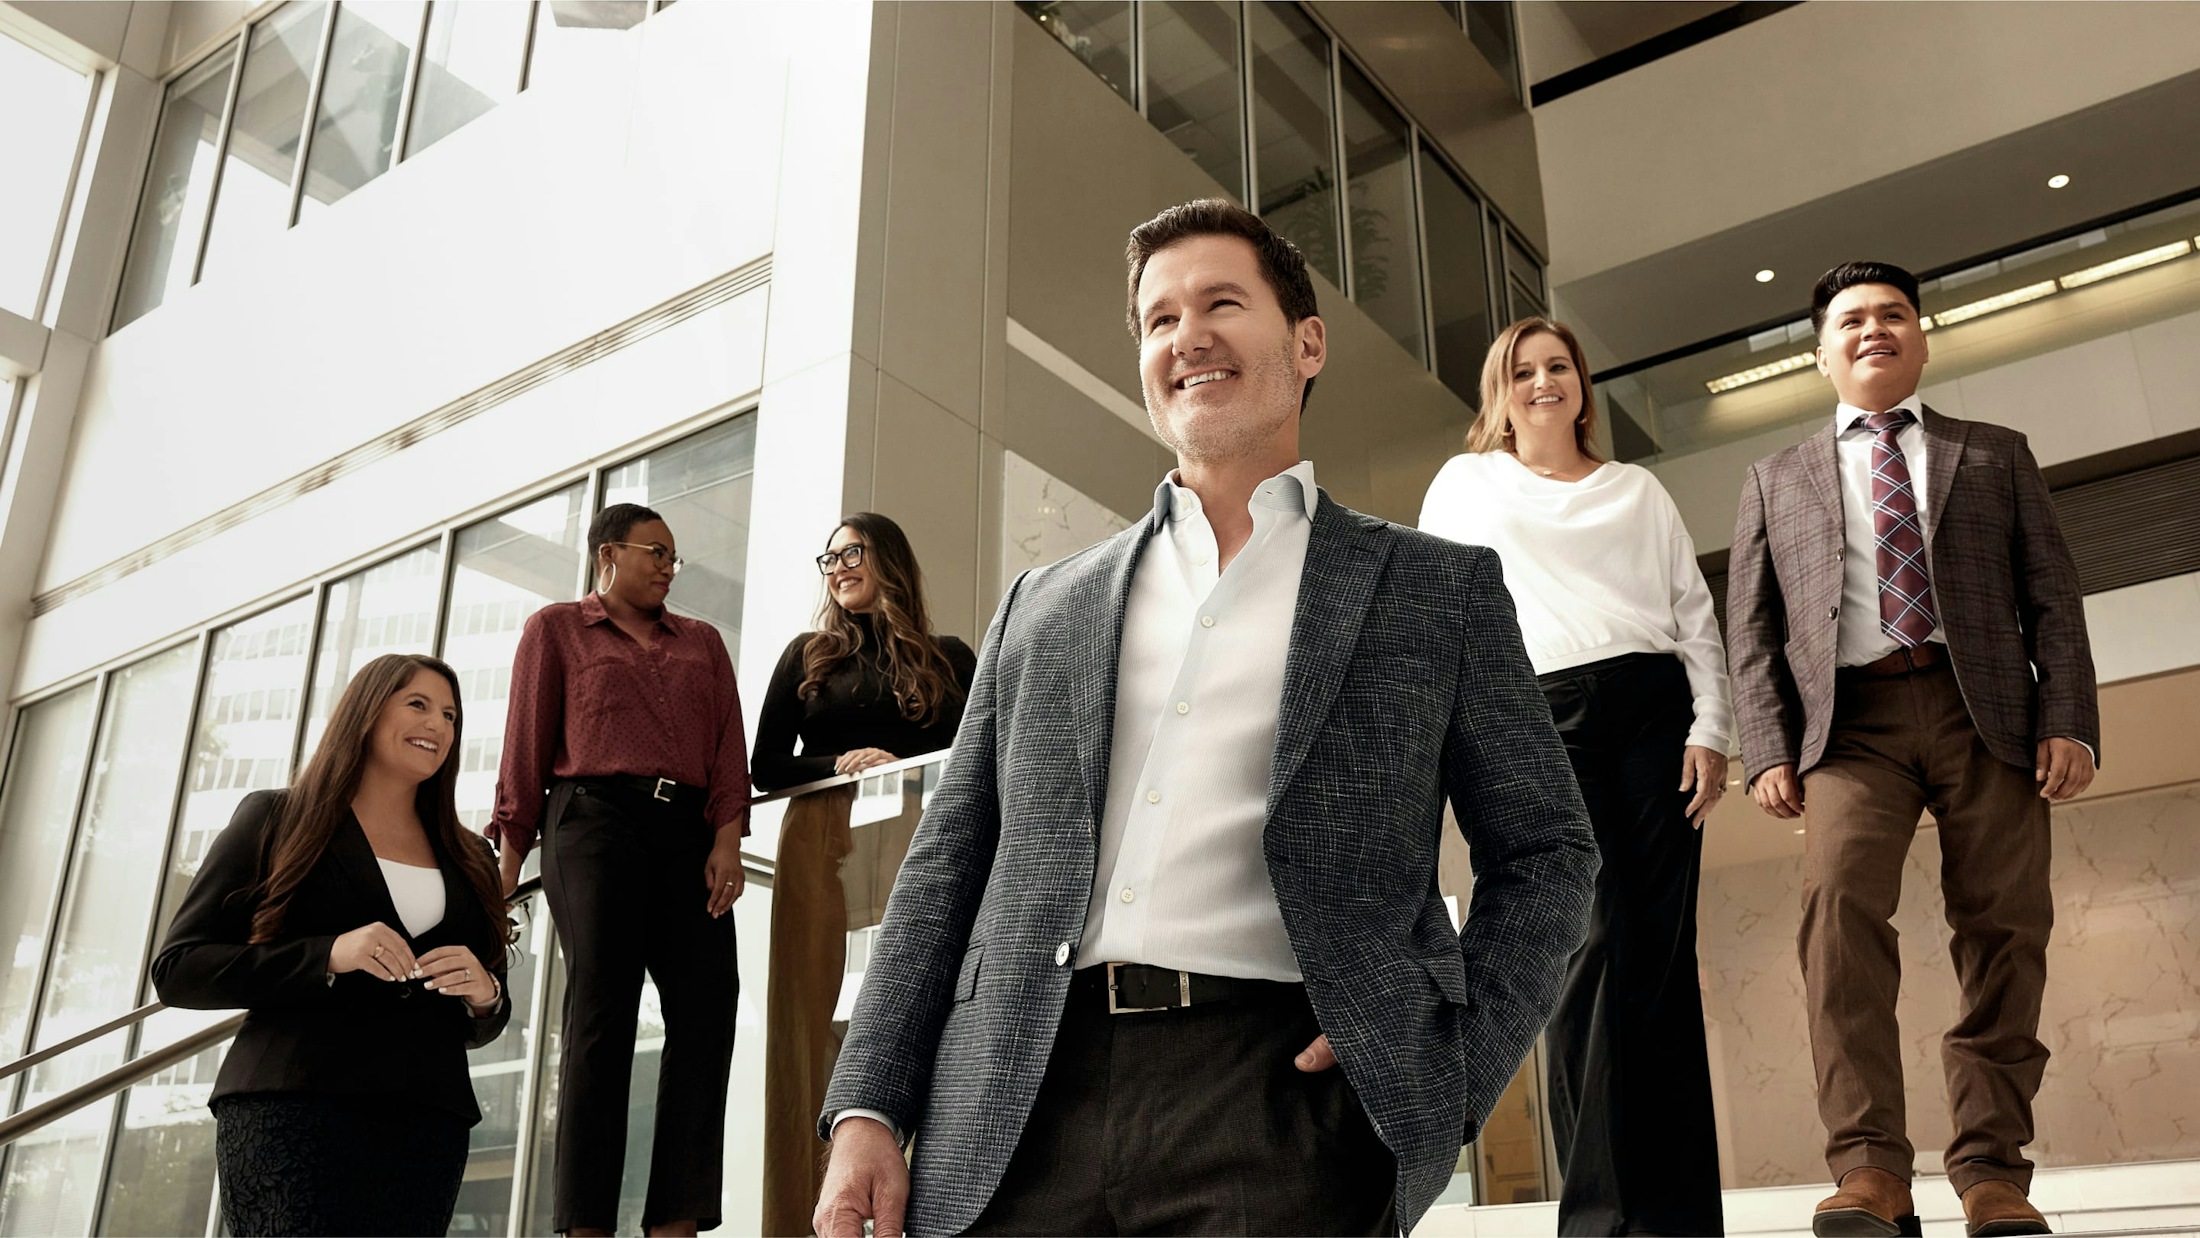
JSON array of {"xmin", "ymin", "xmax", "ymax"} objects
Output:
[
  {"xmin": 1679, "ymin": 745, "xmax": 1729, "ymax": 830},
  {"xmin": 329, "ymin": 924, "xmax": 499, "ymax": 1012}
]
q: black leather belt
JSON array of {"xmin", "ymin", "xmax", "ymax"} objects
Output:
[
  {"xmin": 570, "ymin": 775, "xmax": 707, "ymax": 812},
  {"xmin": 1074, "ymin": 963, "xmax": 1293, "ymax": 1015}
]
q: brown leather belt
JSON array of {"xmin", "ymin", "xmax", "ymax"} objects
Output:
[{"xmin": 1841, "ymin": 641, "xmax": 1947, "ymax": 679}]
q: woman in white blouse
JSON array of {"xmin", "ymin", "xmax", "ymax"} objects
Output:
[{"xmin": 1419, "ymin": 318, "xmax": 1730, "ymax": 1236}]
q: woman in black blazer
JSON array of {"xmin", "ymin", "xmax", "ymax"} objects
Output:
[{"xmin": 154, "ymin": 653, "xmax": 514, "ymax": 1237}]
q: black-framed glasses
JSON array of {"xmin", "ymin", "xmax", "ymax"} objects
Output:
[
  {"xmin": 607, "ymin": 541, "xmax": 685, "ymax": 575},
  {"xmin": 816, "ymin": 544, "xmax": 866, "ymax": 575}
]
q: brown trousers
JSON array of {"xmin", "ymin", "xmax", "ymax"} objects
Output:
[
  {"xmin": 1799, "ymin": 659, "xmax": 2053, "ymax": 1194},
  {"xmin": 760, "ymin": 786, "xmax": 857, "ymax": 1237}
]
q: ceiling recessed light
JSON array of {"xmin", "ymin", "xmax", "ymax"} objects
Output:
[
  {"xmin": 2047, "ymin": 174, "xmax": 2071, "ymax": 189},
  {"xmin": 1755, "ymin": 269, "xmax": 1775, "ymax": 283}
]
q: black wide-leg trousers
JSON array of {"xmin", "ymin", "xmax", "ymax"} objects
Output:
[
  {"xmin": 1539, "ymin": 653, "xmax": 1723, "ymax": 1235},
  {"xmin": 543, "ymin": 779, "xmax": 740, "ymax": 1232}
]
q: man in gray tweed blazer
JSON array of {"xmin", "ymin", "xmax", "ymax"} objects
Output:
[
  {"xmin": 1729, "ymin": 261, "xmax": 2098, "ymax": 1238},
  {"xmin": 812, "ymin": 200, "xmax": 1598, "ymax": 1236}
]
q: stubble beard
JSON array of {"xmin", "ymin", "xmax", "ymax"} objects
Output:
[{"xmin": 1146, "ymin": 333, "xmax": 1301, "ymax": 465}]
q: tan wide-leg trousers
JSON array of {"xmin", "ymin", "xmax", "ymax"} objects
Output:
[
  {"xmin": 760, "ymin": 786, "xmax": 856, "ymax": 1237},
  {"xmin": 1799, "ymin": 659, "xmax": 2054, "ymax": 1195}
]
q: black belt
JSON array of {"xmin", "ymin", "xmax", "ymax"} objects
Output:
[
  {"xmin": 569, "ymin": 775, "xmax": 707, "ymax": 812},
  {"xmin": 1073, "ymin": 963, "xmax": 1295, "ymax": 1015}
]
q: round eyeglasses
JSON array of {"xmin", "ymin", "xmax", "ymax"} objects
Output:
[
  {"xmin": 607, "ymin": 542, "xmax": 684, "ymax": 575},
  {"xmin": 817, "ymin": 545, "xmax": 867, "ymax": 575}
]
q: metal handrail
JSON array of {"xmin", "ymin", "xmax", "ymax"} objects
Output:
[{"xmin": 0, "ymin": 753, "xmax": 953, "ymax": 1150}]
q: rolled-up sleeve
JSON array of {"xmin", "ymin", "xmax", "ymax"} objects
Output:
[{"xmin": 489, "ymin": 610, "xmax": 564, "ymax": 859}]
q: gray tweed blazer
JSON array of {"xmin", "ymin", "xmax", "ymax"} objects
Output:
[
  {"xmin": 1727, "ymin": 405, "xmax": 2100, "ymax": 779},
  {"xmin": 820, "ymin": 489, "xmax": 1598, "ymax": 1234}
]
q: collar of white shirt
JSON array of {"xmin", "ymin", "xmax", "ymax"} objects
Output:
[
  {"xmin": 1834, "ymin": 392, "xmax": 1925, "ymax": 437},
  {"xmin": 1153, "ymin": 460, "xmax": 1319, "ymax": 526}
]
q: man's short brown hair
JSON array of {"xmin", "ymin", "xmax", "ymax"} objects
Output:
[{"xmin": 1125, "ymin": 199, "xmax": 1322, "ymax": 409}]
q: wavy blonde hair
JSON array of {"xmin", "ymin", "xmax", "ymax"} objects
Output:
[{"xmin": 1465, "ymin": 317, "xmax": 1604, "ymax": 460}]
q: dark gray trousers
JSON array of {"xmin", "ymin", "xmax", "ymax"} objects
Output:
[
  {"xmin": 543, "ymin": 780, "xmax": 740, "ymax": 1232},
  {"xmin": 964, "ymin": 966, "xmax": 1397, "ymax": 1236}
]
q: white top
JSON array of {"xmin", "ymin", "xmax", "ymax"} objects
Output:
[
  {"xmin": 1833, "ymin": 395, "xmax": 1946, "ymax": 666},
  {"xmin": 1076, "ymin": 461, "xmax": 1317, "ymax": 983},
  {"xmin": 376, "ymin": 857, "xmax": 446, "ymax": 938},
  {"xmin": 1417, "ymin": 451, "xmax": 1734, "ymax": 753}
]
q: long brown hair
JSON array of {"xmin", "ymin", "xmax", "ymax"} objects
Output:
[
  {"xmin": 1466, "ymin": 317, "xmax": 1604, "ymax": 461},
  {"xmin": 247, "ymin": 654, "xmax": 511, "ymax": 965},
  {"xmin": 800, "ymin": 513, "xmax": 965, "ymax": 726}
]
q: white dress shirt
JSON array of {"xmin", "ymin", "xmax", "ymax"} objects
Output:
[
  {"xmin": 1417, "ymin": 452, "xmax": 1733, "ymax": 753},
  {"xmin": 1077, "ymin": 462, "xmax": 1315, "ymax": 982},
  {"xmin": 1833, "ymin": 394, "xmax": 1945, "ymax": 667}
]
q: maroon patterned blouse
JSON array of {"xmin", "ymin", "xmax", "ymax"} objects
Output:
[{"xmin": 488, "ymin": 593, "xmax": 751, "ymax": 858}]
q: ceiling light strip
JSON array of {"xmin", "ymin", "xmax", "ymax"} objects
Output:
[
  {"xmin": 2057, "ymin": 240, "xmax": 2193, "ymax": 289},
  {"xmin": 1705, "ymin": 350, "xmax": 1815, "ymax": 394},
  {"xmin": 1929, "ymin": 279, "xmax": 2060, "ymax": 327}
]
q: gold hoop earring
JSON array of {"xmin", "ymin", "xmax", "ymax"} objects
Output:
[{"xmin": 597, "ymin": 561, "xmax": 617, "ymax": 594}]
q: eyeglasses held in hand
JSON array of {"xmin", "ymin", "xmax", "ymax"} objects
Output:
[
  {"xmin": 608, "ymin": 542, "xmax": 685, "ymax": 574},
  {"xmin": 817, "ymin": 545, "xmax": 867, "ymax": 574}
]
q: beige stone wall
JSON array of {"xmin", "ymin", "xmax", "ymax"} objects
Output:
[{"xmin": 1696, "ymin": 782, "xmax": 2200, "ymax": 1188}]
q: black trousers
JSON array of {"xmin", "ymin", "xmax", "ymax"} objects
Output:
[
  {"xmin": 965, "ymin": 967, "xmax": 1397, "ymax": 1236},
  {"xmin": 1539, "ymin": 653, "xmax": 1723, "ymax": 1236},
  {"xmin": 543, "ymin": 780, "xmax": 740, "ymax": 1232},
  {"xmin": 213, "ymin": 1094, "xmax": 469, "ymax": 1236}
]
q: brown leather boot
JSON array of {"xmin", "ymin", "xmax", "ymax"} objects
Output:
[
  {"xmin": 1813, "ymin": 1166, "xmax": 1919, "ymax": 1237},
  {"xmin": 1962, "ymin": 1179, "xmax": 2051, "ymax": 1236}
]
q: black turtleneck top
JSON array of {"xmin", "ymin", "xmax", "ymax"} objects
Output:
[{"xmin": 749, "ymin": 617, "xmax": 977, "ymax": 792}]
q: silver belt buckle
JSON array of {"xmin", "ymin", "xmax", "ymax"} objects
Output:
[
  {"xmin": 1105, "ymin": 962, "xmax": 1191, "ymax": 1015},
  {"xmin": 652, "ymin": 777, "xmax": 676, "ymax": 802}
]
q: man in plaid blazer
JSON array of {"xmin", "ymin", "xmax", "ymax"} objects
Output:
[
  {"xmin": 1728, "ymin": 261, "xmax": 2099, "ymax": 1238},
  {"xmin": 812, "ymin": 200, "xmax": 1598, "ymax": 1236}
]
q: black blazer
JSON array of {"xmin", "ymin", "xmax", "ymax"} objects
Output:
[{"xmin": 152, "ymin": 790, "xmax": 513, "ymax": 1124}]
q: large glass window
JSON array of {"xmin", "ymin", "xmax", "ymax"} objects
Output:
[
  {"xmin": 111, "ymin": 41, "xmax": 238, "ymax": 330},
  {"xmin": 1339, "ymin": 61, "xmax": 1423, "ymax": 362},
  {"xmin": 1505, "ymin": 228, "xmax": 1546, "ymax": 319},
  {"xmin": 1017, "ymin": 1, "xmax": 1136, "ymax": 109},
  {"xmin": 104, "ymin": 599, "xmax": 313, "ymax": 1238},
  {"xmin": 197, "ymin": 1, "xmax": 329, "ymax": 280},
  {"xmin": 600, "ymin": 417, "xmax": 757, "ymax": 650},
  {"xmin": 407, "ymin": 0, "xmax": 531, "ymax": 157},
  {"xmin": 1420, "ymin": 147, "xmax": 1492, "ymax": 403},
  {"xmin": 0, "ymin": 685, "xmax": 97, "ymax": 1063},
  {"xmin": 453, "ymin": 891, "xmax": 548, "ymax": 1235},
  {"xmin": 1142, "ymin": 1, "xmax": 1244, "ymax": 201},
  {"xmin": 522, "ymin": 0, "xmax": 648, "ymax": 91},
  {"xmin": 0, "ymin": 645, "xmax": 198, "ymax": 1238},
  {"xmin": 1250, "ymin": 1, "xmax": 1338, "ymax": 285},
  {"xmin": 0, "ymin": 34, "xmax": 92, "ymax": 322},
  {"xmin": 297, "ymin": 0, "xmax": 425, "ymax": 216},
  {"xmin": 301, "ymin": 542, "xmax": 444, "ymax": 755},
  {"xmin": 442, "ymin": 485, "xmax": 587, "ymax": 833},
  {"xmin": 1461, "ymin": 1, "xmax": 1518, "ymax": 99}
]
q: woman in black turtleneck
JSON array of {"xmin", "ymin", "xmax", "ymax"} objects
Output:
[{"xmin": 751, "ymin": 512, "xmax": 974, "ymax": 1236}]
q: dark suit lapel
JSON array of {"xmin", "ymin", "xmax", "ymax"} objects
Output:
[
  {"xmin": 329, "ymin": 810, "xmax": 407, "ymax": 936},
  {"xmin": 1075, "ymin": 506, "xmax": 1165, "ymax": 828},
  {"xmin": 1920, "ymin": 405, "xmax": 1969, "ymax": 547},
  {"xmin": 1798, "ymin": 422, "xmax": 1841, "ymax": 520},
  {"xmin": 1267, "ymin": 495, "xmax": 1391, "ymax": 812}
]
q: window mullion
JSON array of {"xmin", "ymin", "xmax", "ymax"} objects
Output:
[
  {"xmin": 187, "ymin": 37, "xmax": 250, "ymax": 287},
  {"xmin": 285, "ymin": 1, "xmax": 344, "ymax": 229}
]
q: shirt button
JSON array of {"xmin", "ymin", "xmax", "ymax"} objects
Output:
[
  {"xmin": 1828, "ymin": 606, "xmax": 1840, "ymax": 620},
  {"xmin": 1055, "ymin": 942, "xmax": 1071, "ymax": 966},
  {"xmin": 1119, "ymin": 887, "xmax": 1135, "ymax": 904},
  {"xmin": 1191, "ymin": 553, "xmax": 1208, "ymax": 566},
  {"xmin": 1146, "ymin": 789, "xmax": 1161, "ymax": 804},
  {"xmin": 1200, "ymin": 615, "xmax": 1215, "ymax": 628},
  {"xmin": 1176, "ymin": 701, "xmax": 1190, "ymax": 715}
]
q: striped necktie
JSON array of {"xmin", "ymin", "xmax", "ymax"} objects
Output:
[{"xmin": 1859, "ymin": 409, "xmax": 1936, "ymax": 646}]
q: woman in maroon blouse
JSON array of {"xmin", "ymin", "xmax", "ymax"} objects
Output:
[{"xmin": 490, "ymin": 503, "xmax": 750, "ymax": 1238}]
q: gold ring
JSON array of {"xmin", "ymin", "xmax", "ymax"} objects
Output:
[
  {"xmin": 723, "ymin": 880, "xmax": 736, "ymax": 888},
  {"xmin": 372, "ymin": 946, "xmax": 384, "ymax": 958},
  {"xmin": 464, "ymin": 969, "xmax": 472, "ymax": 982}
]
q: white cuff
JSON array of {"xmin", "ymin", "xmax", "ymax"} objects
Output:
[{"xmin": 830, "ymin": 1109, "xmax": 901, "ymax": 1144}]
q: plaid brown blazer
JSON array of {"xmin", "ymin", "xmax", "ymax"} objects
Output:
[{"xmin": 1727, "ymin": 406, "xmax": 2100, "ymax": 780}]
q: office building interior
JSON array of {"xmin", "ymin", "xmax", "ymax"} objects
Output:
[{"xmin": 0, "ymin": 1, "xmax": 2194, "ymax": 1233}]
